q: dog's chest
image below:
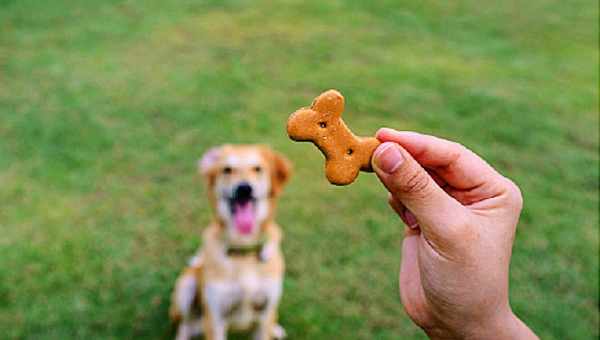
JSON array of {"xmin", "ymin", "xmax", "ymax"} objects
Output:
[{"xmin": 204, "ymin": 264, "xmax": 282, "ymax": 330}]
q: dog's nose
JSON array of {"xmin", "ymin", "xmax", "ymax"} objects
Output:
[{"xmin": 233, "ymin": 182, "xmax": 253, "ymax": 201}]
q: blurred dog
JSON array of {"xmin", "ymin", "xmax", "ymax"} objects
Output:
[{"xmin": 170, "ymin": 145, "xmax": 292, "ymax": 340}]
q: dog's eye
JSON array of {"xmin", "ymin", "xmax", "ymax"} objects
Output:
[
  {"xmin": 253, "ymin": 166, "xmax": 262, "ymax": 173},
  {"xmin": 222, "ymin": 166, "xmax": 233, "ymax": 175},
  {"xmin": 318, "ymin": 121, "xmax": 327, "ymax": 128}
]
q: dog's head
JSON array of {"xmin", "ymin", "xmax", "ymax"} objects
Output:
[{"xmin": 199, "ymin": 144, "xmax": 292, "ymax": 243}]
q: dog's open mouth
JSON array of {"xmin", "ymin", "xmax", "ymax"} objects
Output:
[
  {"xmin": 231, "ymin": 198, "xmax": 255, "ymax": 235},
  {"xmin": 228, "ymin": 183, "xmax": 256, "ymax": 235}
]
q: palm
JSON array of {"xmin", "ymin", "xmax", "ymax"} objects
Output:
[{"xmin": 397, "ymin": 188, "xmax": 491, "ymax": 328}]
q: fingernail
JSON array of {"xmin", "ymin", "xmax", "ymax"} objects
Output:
[
  {"xmin": 403, "ymin": 210, "xmax": 418, "ymax": 229},
  {"xmin": 374, "ymin": 142, "xmax": 404, "ymax": 174}
]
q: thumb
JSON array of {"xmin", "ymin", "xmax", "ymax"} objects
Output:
[{"xmin": 372, "ymin": 142, "xmax": 467, "ymax": 236}]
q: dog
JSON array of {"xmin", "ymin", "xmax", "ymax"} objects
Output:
[{"xmin": 170, "ymin": 144, "xmax": 292, "ymax": 340}]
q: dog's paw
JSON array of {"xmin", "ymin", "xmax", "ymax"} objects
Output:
[{"xmin": 271, "ymin": 324, "xmax": 287, "ymax": 339}]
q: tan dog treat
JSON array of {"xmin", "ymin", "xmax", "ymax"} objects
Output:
[{"xmin": 287, "ymin": 89, "xmax": 381, "ymax": 185}]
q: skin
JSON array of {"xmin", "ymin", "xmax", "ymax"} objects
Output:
[{"xmin": 371, "ymin": 128, "xmax": 538, "ymax": 340}]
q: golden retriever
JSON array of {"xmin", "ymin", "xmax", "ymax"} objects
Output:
[{"xmin": 170, "ymin": 144, "xmax": 292, "ymax": 340}]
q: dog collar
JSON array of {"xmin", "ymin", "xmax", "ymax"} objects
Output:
[{"xmin": 225, "ymin": 238, "xmax": 266, "ymax": 259}]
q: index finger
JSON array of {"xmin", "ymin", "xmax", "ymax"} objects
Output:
[{"xmin": 376, "ymin": 128, "xmax": 500, "ymax": 190}]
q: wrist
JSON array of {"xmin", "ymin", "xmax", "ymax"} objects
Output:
[
  {"xmin": 467, "ymin": 308, "xmax": 536, "ymax": 340},
  {"xmin": 426, "ymin": 307, "xmax": 537, "ymax": 340}
]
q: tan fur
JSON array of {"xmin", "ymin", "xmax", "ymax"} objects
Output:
[{"xmin": 170, "ymin": 145, "xmax": 292, "ymax": 340}]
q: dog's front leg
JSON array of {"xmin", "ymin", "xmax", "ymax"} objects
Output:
[
  {"xmin": 203, "ymin": 282, "xmax": 231, "ymax": 340},
  {"xmin": 253, "ymin": 278, "xmax": 284, "ymax": 340},
  {"xmin": 202, "ymin": 314, "xmax": 226, "ymax": 340},
  {"xmin": 253, "ymin": 309, "xmax": 276, "ymax": 340},
  {"xmin": 175, "ymin": 322, "xmax": 191, "ymax": 340}
]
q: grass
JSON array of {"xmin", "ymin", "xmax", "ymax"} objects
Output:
[{"xmin": 0, "ymin": 0, "xmax": 597, "ymax": 339}]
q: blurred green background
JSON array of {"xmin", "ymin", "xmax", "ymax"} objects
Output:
[{"xmin": 0, "ymin": 0, "xmax": 598, "ymax": 339}]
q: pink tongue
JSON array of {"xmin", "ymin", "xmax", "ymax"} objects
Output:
[{"xmin": 233, "ymin": 201, "xmax": 255, "ymax": 235}]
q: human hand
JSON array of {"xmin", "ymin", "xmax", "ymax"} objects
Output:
[{"xmin": 371, "ymin": 128, "xmax": 538, "ymax": 340}]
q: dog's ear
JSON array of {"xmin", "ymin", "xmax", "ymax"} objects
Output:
[
  {"xmin": 310, "ymin": 89, "xmax": 344, "ymax": 117},
  {"xmin": 198, "ymin": 146, "xmax": 222, "ymax": 185},
  {"xmin": 265, "ymin": 148, "xmax": 293, "ymax": 197}
]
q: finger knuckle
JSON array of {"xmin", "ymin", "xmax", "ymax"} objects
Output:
[
  {"xmin": 503, "ymin": 177, "xmax": 524, "ymax": 212},
  {"xmin": 448, "ymin": 142, "xmax": 465, "ymax": 159},
  {"xmin": 399, "ymin": 169, "xmax": 431, "ymax": 196}
]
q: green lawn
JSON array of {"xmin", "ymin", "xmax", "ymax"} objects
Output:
[{"xmin": 0, "ymin": 1, "xmax": 597, "ymax": 339}]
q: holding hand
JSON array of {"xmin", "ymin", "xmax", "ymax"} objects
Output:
[{"xmin": 371, "ymin": 128, "xmax": 538, "ymax": 340}]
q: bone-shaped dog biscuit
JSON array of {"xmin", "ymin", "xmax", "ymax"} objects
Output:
[{"xmin": 287, "ymin": 89, "xmax": 381, "ymax": 185}]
